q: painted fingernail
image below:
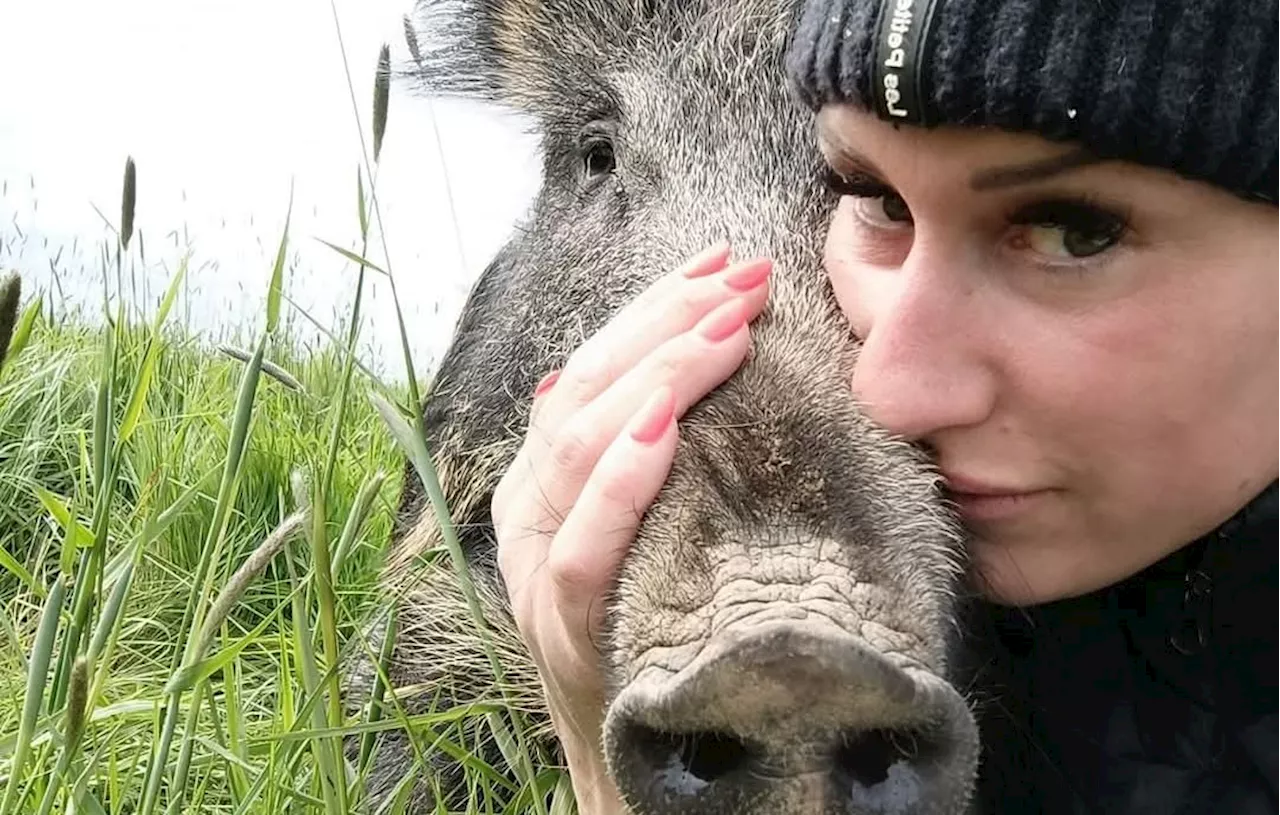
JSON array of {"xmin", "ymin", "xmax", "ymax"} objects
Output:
[
  {"xmin": 681, "ymin": 240, "xmax": 732, "ymax": 279},
  {"xmin": 722, "ymin": 258, "xmax": 773, "ymax": 291},
  {"xmin": 697, "ymin": 298, "xmax": 749, "ymax": 342},
  {"xmin": 629, "ymin": 386, "xmax": 676, "ymax": 444},
  {"xmin": 533, "ymin": 370, "xmax": 561, "ymax": 397}
]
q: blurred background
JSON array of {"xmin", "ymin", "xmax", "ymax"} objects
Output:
[{"xmin": 0, "ymin": 0, "xmax": 543, "ymax": 380}]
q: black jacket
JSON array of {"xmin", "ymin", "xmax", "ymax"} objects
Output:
[{"xmin": 963, "ymin": 482, "xmax": 1278, "ymax": 814}]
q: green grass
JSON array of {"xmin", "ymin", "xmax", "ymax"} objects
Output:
[
  {"xmin": 0, "ymin": 23, "xmax": 572, "ymax": 814},
  {"xmin": 0, "ymin": 284, "xmax": 408, "ymax": 813}
]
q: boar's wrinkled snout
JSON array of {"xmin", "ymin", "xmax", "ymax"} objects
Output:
[{"xmin": 604, "ymin": 622, "xmax": 978, "ymax": 815}]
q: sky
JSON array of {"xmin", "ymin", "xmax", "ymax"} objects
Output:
[{"xmin": 0, "ymin": 0, "xmax": 544, "ymax": 379}]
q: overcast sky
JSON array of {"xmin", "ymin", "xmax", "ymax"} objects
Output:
[{"xmin": 0, "ymin": 0, "xmax": 543, "ymax": 378}]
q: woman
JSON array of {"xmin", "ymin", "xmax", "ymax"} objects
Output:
[{"xmin": 490, "ymin": 0, "xmax": 1278, "ymax": 812}]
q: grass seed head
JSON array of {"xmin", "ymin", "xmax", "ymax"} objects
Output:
[
  {"xmin": 216, "ymin": 344, "xmax": 304, "ymax": 393},
  {"xmin": 373, "ymin": 44, "xmax": 391, "ymax": 164},
  {"xmin": 403, "ymin": 15, "xmax": 423, "ymax": 67},
  {"xmin": 120, "ymin": 156, "xmax": 137, "ymax": 252},
  {"xmin": 0, "ymin": 271, "xmax": 20, "ymax": 370},
  {"xmin": 291, "ymin": 467, "xmax": 310, "ymax": 512},
  {"xmin": 192, "ymin": 509, "xmax": 309, "ymax": 664},
  {"xmin": 65, "ymin": 656, "xmax": 90, "ymax": 752}
]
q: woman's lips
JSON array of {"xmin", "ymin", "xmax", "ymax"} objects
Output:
[
  {"xmin": 941, "ymin": 473, "xmax": 1051, "ymax": 522},
  {"xmin": 945, "ymin": 489, "xmax": 1049, "ymax": 522}
]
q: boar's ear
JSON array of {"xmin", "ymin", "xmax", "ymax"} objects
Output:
[{"xmin": 401, "ymin": 0, "xmax": 642, "ymax": 113}]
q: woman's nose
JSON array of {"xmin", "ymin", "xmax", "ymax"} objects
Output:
[{"xmin": 849, "ymin": 261, "xmax": 997, "ymax": 442}]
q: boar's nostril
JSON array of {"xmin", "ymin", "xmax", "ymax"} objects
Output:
[
  {"xmin": 835, "ymin": 728, "xmax": 901, "ymax": 786},
  {"xmin": 834, "ymin": 727, "xmax": 927, "ymax": 810},
  {"xmin": 657, "ymin": 729, "xmax": 750, "ymax": 783},
  {"xmin": 631, "ymin": 725, "xmax": 753, "ymax": 792},
  {"xmin": 605, "ymin": 623, "xmax": 980, "ymax": 813}
]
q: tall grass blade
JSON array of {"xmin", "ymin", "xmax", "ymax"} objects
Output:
[
  {"xmin": 331, "ymin": 469, "xmax": 386, "ymax": 578},
  {"xmin": 315, "ymin": 240, "xmax": 388, "ymax": 276},
  {"xmin": 165, "ymin": 610, "xmax": 277, "ymax": 696},
  {"xmin": 304, "ymin": 474, "xmax": 349, "ymax": 812},
  {"xmin": 547, "ymin": 771, "xmax": 576, "ymax": 815},
  {"xmin": 118, "ymin": 257, "xmax": 186, "ymax": 445},
  {"xmin": 0, "ymin": 605, "xmax": 25, "ymax": 677},
  {"xmin": 282, "ymin": 542, "xmax": 343, "ymax": 813},
  {"xmin": 266, "ymin": 185, "xmax": 294, "ymax": 334},
  {"xmin": 90, "ymin": 332, "xmax": 113, "ymax": 500},
  {"xmin": 355, "ymin": 600, "xmax": 399, "ymax": 781},
  {"xmin": 157, "ymin": 198, "xmax": 300, "ymax": 813},
  {"xmin": 0, "ymin": 574, "xmax": 66, "ymax": 815},
  {"xmin": 33, "ymin": 486, "xmax": 93, "ymax": 551},
  {"xmin": 357, "ymin": 167, "xmax": 368, "ymax": 237},
  {"xmin": 84, "ymin": 537, "xmax": 140, "ymax": 705},
  {"xmin": 50, "ymin": 309, "xmax": 119, "ymax": 714},
  {"xmin": 368, "ymin": 392, "xmax": 548, "ymax": 814},
  {"xmin": 139, "ymin": 333, "xmax": 267, "ymax": 815},
  {"xmin": 0, "ymin": 544, "xmax": 41, "ymax": 597}
]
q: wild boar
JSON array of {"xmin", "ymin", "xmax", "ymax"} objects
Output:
[{"xmin": 346, "ymin": 1, "xmax": 984, "ymax": 812}]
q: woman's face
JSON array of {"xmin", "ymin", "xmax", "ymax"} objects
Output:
[{"xmin": 817, "ymin": 105, "xmax": 1278, "ymax": 606}]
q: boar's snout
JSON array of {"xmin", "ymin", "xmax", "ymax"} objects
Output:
[{"xmin": 603, "ymin": 621, "xmax": 978, "ymax": 814}]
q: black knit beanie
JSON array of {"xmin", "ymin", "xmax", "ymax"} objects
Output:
[{"xmin": 785, "ymin": 0, "xmax": 1279, "ymax": 206}]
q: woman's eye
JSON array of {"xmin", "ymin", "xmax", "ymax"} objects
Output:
[
  {"xmin": 1022, "ymin": 223, "xmax": 1122, "ymax": 258},
  {"xmin": 1011, "ymin": 200, "xmax": 1128, "ymax": 261},
  {"xmin": 824, "ymin": 169, "xmax": 914, "ymax": 227},
  {"xmin": 856, "ymin": 193, "xmax": 912, "ymax": 226}
]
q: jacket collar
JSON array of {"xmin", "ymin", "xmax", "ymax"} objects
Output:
[
  {"xmin": 971, "ymin": 480, "xmax": 1278, "ymax": 674},
  {"xmin": 959, "ymin": 481, "xmax": 1279, "ymax": 811},
  {"xmin": 1122, "ymin": 479, "xmax": 1277, "ymax": 659}
]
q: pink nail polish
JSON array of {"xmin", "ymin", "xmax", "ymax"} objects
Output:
[
  {"xmin": 722, "ymin": 258, "xmax": 773, "ymax": 291},
  {"xmin": 533, "ymin": 370, "xmax": 561, "ymax": 397},
  {"xmin": 629, "ymin": 387, "xmax": 676, "ymax": 444},
  {"xmin": 697, "ymin": 298, "xmax": 748, "ymax": 342},
  {"xmin": 682, "ymin": 240, "xmax": 733, "ymax": 279}
]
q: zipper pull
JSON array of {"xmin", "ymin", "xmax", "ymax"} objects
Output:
[{"xmin": 1169, "ymin": 567, "xmax": 1212, "ymax": 656}]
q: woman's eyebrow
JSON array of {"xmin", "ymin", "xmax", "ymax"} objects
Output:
[
  {"xmin": 817, "ymin": 115, "xmax": 1100, "ymax": 191},
  {"xmin": 967, "ymin": 148, "xmax": 1100, "ymax": 190},
  {"xmin": 816, "ymin": 129, "xmax": 886, "ymax": 179}
]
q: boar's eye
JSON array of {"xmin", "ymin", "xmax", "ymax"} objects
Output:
[
  {"xmin": 578, "ymin": 122, "xmax": 617, "ymax": 187},
  {"xmin": 583, "ymin": 138, "xmax": 615, "ymax": 179}
]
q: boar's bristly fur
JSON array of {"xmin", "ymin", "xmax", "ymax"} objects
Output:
[{"xmin": 345, "ymin": 2, "xmax": 984, "ymax": 813}]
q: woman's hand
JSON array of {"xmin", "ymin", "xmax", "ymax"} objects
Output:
[{"xmin": 490, "ymin": 241, "xmax": 773, "ymax": 812}]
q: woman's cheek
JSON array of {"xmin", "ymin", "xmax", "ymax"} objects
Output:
[{"xmin": 824, "ymin": 201, "xmax": 884, "ymax": 341}]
